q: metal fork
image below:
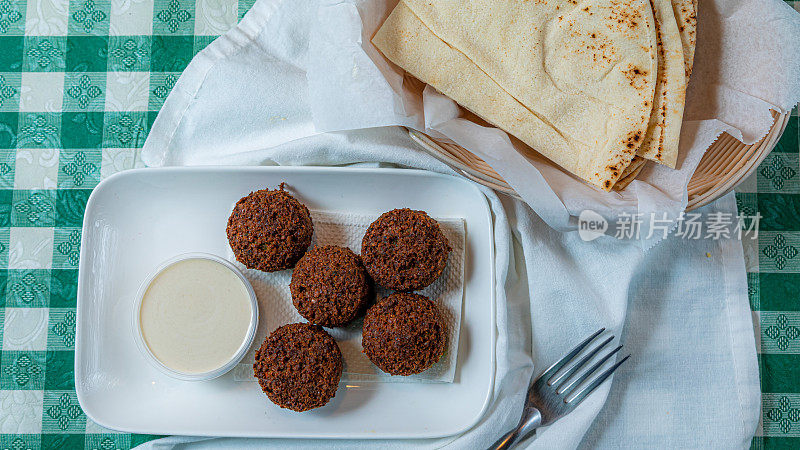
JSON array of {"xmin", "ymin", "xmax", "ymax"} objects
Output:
[{"xmin": 488, "ymin": 328, "xmax": 630, "ymax": 450}]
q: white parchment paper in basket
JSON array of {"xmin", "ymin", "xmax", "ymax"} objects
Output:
[
  {"xmin": 306, "ymin": 0, "xmax": 800, "ymax": 239},
  {"xmin": 231, "ymin": 210, "xmax": 465, "ymax": 383}
]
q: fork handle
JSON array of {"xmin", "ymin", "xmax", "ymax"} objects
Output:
[
  {"xmin": 488, "ymin": 408, "xmax": 541, "ymax": 450},
  {"xmin": 488, "ymin": 428, "xmax": 535, "ymax": 450}
]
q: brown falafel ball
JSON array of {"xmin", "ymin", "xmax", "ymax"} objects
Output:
[
  {"xmin": 226, "ymin": 186, "xmax": 313, "ymax": 272},
  {"xmin": 361, "ymin": 208, "xmax": 451, "ymax": 291},
  {"xmin": 290, "ymin": 245, "xmax": 371, "ymax": 327},
  {"xmin": 361, "ymin": 293, "xmax": 446, "ymax": 376},
  {"xmin": 253, "ymin": 323, "xmax": 342, "ymax": 412}
]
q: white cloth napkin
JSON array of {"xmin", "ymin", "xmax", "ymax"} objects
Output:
[{"xmin": 137, "ymin": 0, "xmax": 760, "ymax": 447}]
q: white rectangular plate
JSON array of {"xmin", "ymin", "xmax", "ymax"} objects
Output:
[{"xmin": 76, "ymin": 166, "xmax": 495, "ymax": 439}]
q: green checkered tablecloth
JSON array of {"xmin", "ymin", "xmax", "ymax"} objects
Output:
[
  {"xmin": 739, "ymin": 107, "xmax": 800, "ymax": 450},
  {"xmin": 0, "ymin": 0, "xmax": 797, "ymax": 447},
  {"xmin": 0, "ymin": 0, "xmax": 256, "ymax": 447}
]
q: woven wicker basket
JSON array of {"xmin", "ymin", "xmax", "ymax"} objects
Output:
[{"xmin": 409, "ymin": 110, "xmax": 790, "ymax": 211}]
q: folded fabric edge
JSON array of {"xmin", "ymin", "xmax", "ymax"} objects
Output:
[
  {"xmin": 141, "ymin": 0, "xmax": 285, "ymax": 167},
  {"xmin": 686, "ymin": 80, "xmax": 786, "ymax": 148},
  {"xmin": 717, "ymin": 193, "xmax": 761, "ymax": 446}
]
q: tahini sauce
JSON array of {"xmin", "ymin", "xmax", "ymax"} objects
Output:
[{"xmin": 139, "ymin": 258, "xmax": 252, "ymax": 374}]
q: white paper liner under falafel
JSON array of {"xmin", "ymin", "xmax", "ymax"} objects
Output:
[{"xmin": 230, "ymin": 210, "xmax": 465, "ymax": 384}]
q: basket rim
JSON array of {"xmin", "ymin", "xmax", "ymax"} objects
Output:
[{"xmin": 408, "ymin": 110, "xmax": 790, "ymax": 211}]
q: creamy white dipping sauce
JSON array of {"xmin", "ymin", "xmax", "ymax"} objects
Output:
[{"xmin": 139, "ymin": 258, "xmax": 253, "ymax": 374}]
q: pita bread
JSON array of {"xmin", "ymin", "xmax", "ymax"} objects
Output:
[
  {"xmin": 621, "ymin": 156, "xmax": 646, "ymax": 179},
  {"xmin": 611, "ymin": 156, "xmax": 645, "ymax": 190},
  {"xmin": 635, "ymin": 0, "xmax": 687, "ymax": 168},
  {"xmin": 379, "ymin": 0, "xmax": 658, "ymax": 191},
  {"xmin": 672, "ymin": 0, "xmax": 697, "ymax": 79},
  {"xmin": 612, "ymin": 156, "xmax": 647, "ymax": 191},
  {"xmin": 613, "ymin": 159, "xmax": 647, "ymax": 190},
  {"xmin": 373, "ymin": 5, "xmax": 593, "ymax": 185}
]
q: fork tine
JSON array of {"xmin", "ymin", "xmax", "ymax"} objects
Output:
[
  {"xmin": 565, "ymin": 353, "xmax": 631, "ymax": 406},
  {"xmin": 559, "ymin": 345, "xmax": 623, "ymax": 395},
  {"xmin": 550, "ymin": 335, "xmax": 614, "ymax": 389},
  {"xmin": 537, "ymin": 328, "xmax": 605, "ymax": 383}
]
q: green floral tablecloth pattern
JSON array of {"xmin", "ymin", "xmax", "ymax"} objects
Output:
[
  {"xmin": 741, "ymin": 100, "xmax": 800, "ymax": 449},
  {"xmin": 0, "ymin": 0, "xmax": 797, "ymax": 448},
  {"xmin": 0, "ymin": 0, "xmax": 256, "ymax": 447}
]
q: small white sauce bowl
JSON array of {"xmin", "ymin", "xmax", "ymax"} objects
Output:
[{"xmin": 132, "ymin": 253, "xmax": 258, "ymax": 381}]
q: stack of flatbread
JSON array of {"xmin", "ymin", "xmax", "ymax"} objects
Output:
[{"xmin": 372, "ymin": 0, "xmax": 697, "ymax": 191}]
